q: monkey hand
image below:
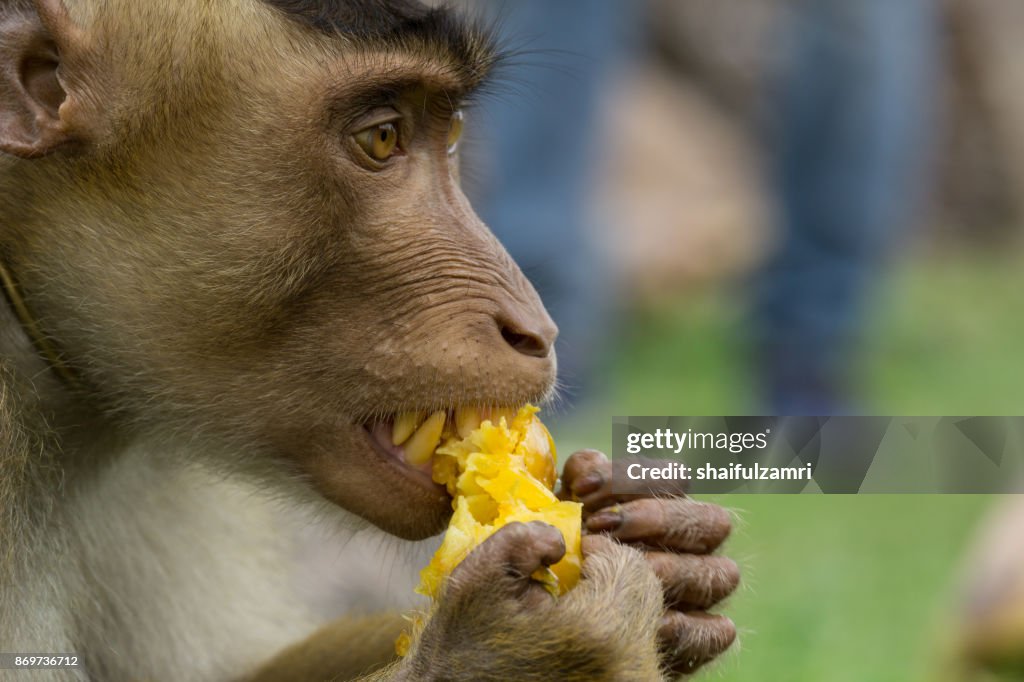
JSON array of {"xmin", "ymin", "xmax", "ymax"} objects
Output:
[
  {"xmin": 559, "ymin": 449, "xmax": 739, "ymax": 676},
  {"xmin": 394, "ymin": 520, "xmax": 670, "ymax": 681}
]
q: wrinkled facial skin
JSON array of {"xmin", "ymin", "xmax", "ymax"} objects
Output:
[
  {"xmin": 246, "ymin": 67, "xmax": 560, "ymax": 539},
  {"xmin": 235, "ymin": 71, "xmax": 559, "ymax": 539},
  {"xmin": 0, "ymin": 2, "xmax": 557, "ymax": 540}
]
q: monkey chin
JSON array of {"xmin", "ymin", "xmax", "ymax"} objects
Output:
[
  {"xmin": 362, "ymin": 418, "xmax": 457, "ymax": 540},
  {"xmin": 291, "ymin": 416, "xmax": 454, "ymax": 541}
]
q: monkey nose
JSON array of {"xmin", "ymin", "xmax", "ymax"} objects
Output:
[{"xmin": 496, "ymin": 309, "xmax": 557, "ymax": 359}]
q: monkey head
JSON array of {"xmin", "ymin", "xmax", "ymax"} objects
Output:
[{"xmin": 0, "ymin": 0, "xmax": 557, "ymax": 539}]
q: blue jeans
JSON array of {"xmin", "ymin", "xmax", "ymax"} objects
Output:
[{"xmin": 751, "ymin": 0, "xmax": 940, "ymax": 415}]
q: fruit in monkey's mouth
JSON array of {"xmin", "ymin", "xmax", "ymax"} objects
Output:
[{"xmin": 392, "ymin": 405, "xmax": 583, "ymax": 657}]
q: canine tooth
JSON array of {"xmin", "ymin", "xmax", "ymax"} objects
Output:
[
  {"xmin": 392, "ymin": 411, "xmax": 425, "ymax": 446},
  {"xmin": 404, "ymin": 411, "xmax": 446, "ymax": 466},
  {"xmin": 456, "ymin": 407, "xmax": 481, "ymax": 438}
]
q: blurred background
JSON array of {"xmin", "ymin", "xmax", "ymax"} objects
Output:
[{"xmin": 456, "ymin": 0, "xmax": 1024, "ymax": 679}]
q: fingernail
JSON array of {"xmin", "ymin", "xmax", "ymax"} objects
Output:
[
  {"xmin": 586, "ymin": 510, "xmax": 622, "ymax": 532},
  {"xmin": 572, "ymin": 472, "xmax": 603, "ymax": 497}
]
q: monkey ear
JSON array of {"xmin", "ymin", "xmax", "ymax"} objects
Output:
[{"xmin": 0, "ymin": 0, "xmax": 86, "ymax": 158}]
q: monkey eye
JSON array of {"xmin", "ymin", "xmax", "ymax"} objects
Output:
[
  {"xmin": 447, "ymin": 110, "xmax": 464, "ymax": 155},
  {"xmin": 354, "ymin": 121, "xmax": 400, "ymax": 162}
]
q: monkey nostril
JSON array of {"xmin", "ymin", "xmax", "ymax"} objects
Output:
[{"xmin": 498, "ymin": 318, "xmax": 553, "ymax": 359}]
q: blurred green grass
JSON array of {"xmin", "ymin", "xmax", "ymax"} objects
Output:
[
  {"xmin": 551, "ymin": 254, "xmax": 1023, "ymax": 681},
  {"xmin": 704, "ymin": 494, "xmax": 989, "ymax": 682}
]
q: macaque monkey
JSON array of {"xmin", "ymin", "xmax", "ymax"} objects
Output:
[{"xmin": 0, "ymin": 0, "xmax": 738, "ymax": 679}]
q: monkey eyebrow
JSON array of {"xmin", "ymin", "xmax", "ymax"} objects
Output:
[
  {"xmin": 334, "ymin": 75, "xmax": 468, "ymax": 120},
  {"xmin": 262, "ymin": 0, "xmax": 500, "ymax": 91}
]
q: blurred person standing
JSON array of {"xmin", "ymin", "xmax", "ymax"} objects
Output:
[
  {"xmin": 751, "ymin": 0, "xmax": 940, "ymax": 415},
  {"xmin": 467, "ymin": 1, "xmax": 635, "ymax": 406}
]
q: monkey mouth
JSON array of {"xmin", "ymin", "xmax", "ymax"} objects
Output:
[{"xmin": 361, "ymin": 407, "xmax": 515, "ymax": 495}]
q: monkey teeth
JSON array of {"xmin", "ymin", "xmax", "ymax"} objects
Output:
[
  {"xmin": 455, "ymin": 407, "xmax": 480, "ymax": 438},
  {"xmin": 373, "ymin": 407, "xmax": 515, "ymax": 473},
  {"xmin": 402, "ymin": 411, "xmax": 446, "ymax": 466},
  {"xmin": 391, "ymin": 410, "xmax": 426, "ymax": 446}
]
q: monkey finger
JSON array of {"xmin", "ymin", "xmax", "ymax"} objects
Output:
[
  {"xmin": 558, "ymin": 449, "xmax": 612, "ymax": 502},
  {"xmin": 585, "ymin": 497, "xmax": 731, "ymax": 553},
  {"xmin": 658, "ymin": 610, "xmax": 737, "ymax": 675},
  {"xmin": 559, "ymin": 450, "xmax": 689, "ymax": 512},
  {"xmin": 446, "ymin": 521, "xmax": 566, "ymax": 608},
  {"xmin": 645, "ymin": 551, "xmax": 740, "ymax": 610}
]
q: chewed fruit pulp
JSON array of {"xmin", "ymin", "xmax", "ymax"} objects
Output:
[{"xmin": 395, "ymin": 405, "xmax": 582, "ymax": 656}]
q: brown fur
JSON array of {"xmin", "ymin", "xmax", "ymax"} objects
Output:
[{"xmin": 0, "ymin": 2, "xmax": 731, "ymax": 680}]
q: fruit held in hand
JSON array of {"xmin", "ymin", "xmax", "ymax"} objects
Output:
[
  {"xmin": 395, "ymin": 405, "xmax": 582, "ymax": 656},
  {"xmin": 422, "ymin": 405, "xmax": 582, "ymax": 598}
]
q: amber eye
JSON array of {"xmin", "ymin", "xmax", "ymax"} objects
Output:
[
  {"xmin": 447, "ymin": 110, "xmax": 464, "ymax": 155},
  {"xmin": 354, "ymin": 121, "xmax": 400, "ymax": 162}
]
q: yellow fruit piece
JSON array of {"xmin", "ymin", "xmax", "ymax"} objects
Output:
[{"xmin": 396, "ymin": 405, "xmax": 583, "ymax": 656}]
